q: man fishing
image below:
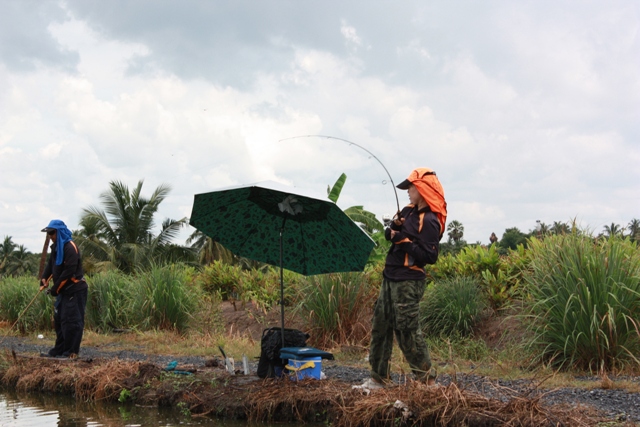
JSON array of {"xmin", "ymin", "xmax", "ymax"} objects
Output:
[
  {"xmin": 39, "ymin": 219, "xmax": 88, "ymax": 358},
  {"xmin": 355, "ymin": 167, "xmax": 447, "ymax": 391}
]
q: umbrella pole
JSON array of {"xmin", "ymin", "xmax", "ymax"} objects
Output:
[{"xmin": 279, "ymin": 219, "xmax": 286, "ymax": 350}]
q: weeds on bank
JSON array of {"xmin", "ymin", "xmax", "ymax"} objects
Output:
[
  {"xmin": 294, "ymin": 271, "xmax": 378, "ymax": 348},
  {"xmin": 523, "ymin": 233, "xmax": 640, "ymax": 372}
]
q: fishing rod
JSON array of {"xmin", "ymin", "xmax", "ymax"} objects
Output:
[{"xmin": 279, "ymin": 135, "xmax": 401, "ymax": 214}]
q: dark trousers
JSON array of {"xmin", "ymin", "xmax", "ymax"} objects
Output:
[
  {"xmin": 49, "ymin": 288, "xmax": 87, "ymax": 357},
  {"xmin": 369, "ymin": 278, "xmax": 432, "ymax": 383}
]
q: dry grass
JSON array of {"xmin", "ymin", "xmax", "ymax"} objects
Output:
[
  {"xmin": 1, "ymin": 352, "xmax": 142, "ymax": 402},
  {"xmin": 0, "ymin": 353, "xmax": 616, "ymax": 426},
  {"xmin": 248, "ymin": 378, "xmax": 601, "ymax": 427}
]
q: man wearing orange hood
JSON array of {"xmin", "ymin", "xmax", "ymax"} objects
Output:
[{"xmin": 355, "ymin": 168, "xmax": 446, "ymax": 391}]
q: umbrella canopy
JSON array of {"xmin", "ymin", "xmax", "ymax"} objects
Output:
[
  {"xmin": 189, "ymin": 181, "xmax": 375, "ymax": 276},
  {"xmin": 190, "ymin": 181, "xmax": 376, "ymax": 348}
]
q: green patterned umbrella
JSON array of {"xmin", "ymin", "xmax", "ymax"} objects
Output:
[{"xmin": 189, "ymin": 181, "xmax": 375, "ymax": 341}]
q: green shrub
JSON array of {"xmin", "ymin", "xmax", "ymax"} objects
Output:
[
  {"xmin": 132, "ymin": 264, "xmax": 200, "ymax": 332},
  {"xmin": 421, "ymin": 276, "xmax": 488, "ymax": 337},
  {"xmin": 237, "ymin": 268, "xmax": 283, "ymax": 311},
  {"xmin": 85, "ymin": 270, "xmax": 135, "ymax": 332},
  {"xmin": 294, "ymin": 272, "xmax": 378, "ymax": 348},
  {"xmin": 457, "ymin": 244, "xmax": 501, "ymax": 277},
  {"xmin": 0, "ymin": 276, "xmax": 53, "ymax": 332},
  {"xmin": 426, "ymin": 253, "xmax": 459, "ymax": 281},
  {"xmin": 523, "ymin": 233, "xmax": 640, "ymax": 371},
  {"xmin": 194, "ymin": 261, "xmax": 243, "ymax": 299}
]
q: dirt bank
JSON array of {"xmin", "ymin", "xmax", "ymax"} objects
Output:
[{"xmin": 0, "ymin": 349, "xmax": 619, "ymax": 426}]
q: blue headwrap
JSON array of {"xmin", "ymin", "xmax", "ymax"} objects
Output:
[{"xmin": 43, "ymin": 219, "xmax": 73, "ymax": 265}]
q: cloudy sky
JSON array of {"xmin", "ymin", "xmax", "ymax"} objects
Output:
[{"xmin": 1, "ymin": 0, "xmax": 638, "ymax": 252}]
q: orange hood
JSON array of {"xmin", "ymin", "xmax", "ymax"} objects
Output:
[{"xmin": 398, "ymin": 168, "xmax": 447, "ymax": 237}]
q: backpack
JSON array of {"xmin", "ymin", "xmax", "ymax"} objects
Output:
[{"xmin": 257, "ymin": 327, "xmax": 309, "ymax": 378}]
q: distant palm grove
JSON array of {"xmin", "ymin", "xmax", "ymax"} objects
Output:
[{"xmin": 1, "ymin": 179, "xmax": 638, "ymax": 277}]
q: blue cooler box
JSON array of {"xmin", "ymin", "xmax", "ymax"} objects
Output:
[{"xmin": 285, "ymin": 356, "xmax": 322, "ymax": 380}]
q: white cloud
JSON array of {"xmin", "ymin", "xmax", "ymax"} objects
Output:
[{"xmin": 0, "ymin": 0, "xmax": 638, "ymax": 252}]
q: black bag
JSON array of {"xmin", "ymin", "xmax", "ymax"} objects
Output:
[{"xmin": 257, "ymin": 327, "xmax": 309, "ymax": 378}]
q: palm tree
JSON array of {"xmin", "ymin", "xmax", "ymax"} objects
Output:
[
  {"xmin": 3, "ymin": 245, "xmax": 35, "ymax": 276},
  {"xmin": 627, "ymin": 218, "xmax": 640, "ymax": 242},
  {"xmin": 78, "ymin": 180, "xmax": 195, "ymax": 273},
  {"xmin": 0, "ymin": 236, "xmax": 17, "ymax": 277},
  {"xmin": 447, "ymin": 220, "xmax": 464, "ymax": 244},
  {"xmin": 550, "ymin": 221, "xmax": 570, "ymax": 235},
  {"xmin": 602, "ymin": 223, "xmax": 624, "ymax": 239},
  {"xmin": 186, "ymin": 230, "xmax": 235, "ymax": 265}
]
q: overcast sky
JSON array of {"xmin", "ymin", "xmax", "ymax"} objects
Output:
[{"xmin": 1, "ymin": 0, "xmax": 638, "ymax": 252}]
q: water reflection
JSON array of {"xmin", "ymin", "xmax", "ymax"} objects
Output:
[{"xmin": 0, "ymin": 391, "xmax": 239, "ymax": 426}]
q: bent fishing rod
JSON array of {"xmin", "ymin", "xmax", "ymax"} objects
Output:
[{"xmin": 279, "ymin": 134, "xmax": 401, "ymax": 214}]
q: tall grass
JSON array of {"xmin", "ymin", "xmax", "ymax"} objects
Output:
[
  {"xmin": 294, "ymin": 272, "xmax": 378, "ymax": 348},
  {"xmin": 523, "ymin": 233, "xmax": 640, "ymax": 371},
  {"xmin": 420, "ymin": 276, "xmax": 488, "ymax": 337},
  {"xmin": 85, "ymin": 270, "xmax": 135, "ymax": 332},
  {"xmin": 131, "ymin": 264, "xmax": 200, "ymax": 333},
  {"xmin": 0, "ymin": 276, "xmax": 53, "ymax": 332}
]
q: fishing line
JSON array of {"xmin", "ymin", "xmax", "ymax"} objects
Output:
[{"xmin": 278, "ymin": 135, "xmax": 400, "ymax": 214}]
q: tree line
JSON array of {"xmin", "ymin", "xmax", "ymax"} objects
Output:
[{"xmin": 1, "ymin": 178, "xmax": 638, "ymax": 278}]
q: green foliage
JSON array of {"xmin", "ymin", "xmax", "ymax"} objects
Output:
[
  {"xmin": 294, "ymin": 272, "xmax": 378, "ymax": 347},
  {"xmin": 457, "ymin": 244, "xmax": 501, "ymax": 277},
  {"xmin": 0, "ymin": 236, "xmax": 38, "ymax": 278},
  {"xmin": 326, "ymin": 173, "xmax": 383, "ymax": 236},
  {"xmin": 0, "ymin": 276, "xmax": 53, "ymax": 332},
  {"xmin": 523, "ymin": 233, "xmax": 640, "ymax": 371},
  {"xmin": 118, "ymin": 389, "xmax": 131, "ymax": 403},
  {"xmin": 132, "ymin": 264, "xmax": 200, "ymax": 332},
  {"xmin": 78, "ymin": 179, "xmax": 195, "ymax": 274},
  {"xmin": 421, "ymin": 276, "xmax": 488, "ymax": 337},
  {"xmin": 446, "ymin": 220, "xmax": 465, "ymax": 244},
  {"xmin": 236, "ymin": 267, "xmax": 286, "ymax": 311},
  {"xmin": 425, "ymin": 253, "xmax": 459, "ymax": 281},
  {"xmin": 628, "ymin": 218, "xmax": 640, "ymax": 242},
  {"xmin": 195, "ymin": 261, "xmax": 244, "ymax": 299},
  {"xmin": 499, "ymin": 227, "xmax": 528, "ymax": 252},
  {"xmin": 366, "ymin": 231, "xmax": 390, "ymax": 266},
  {"xmin": 327, "ymin": 173, "xmax": 347, "ymax": 203},
  {"xmin": 85, "ymin": 270, "xmax": 135, "ymax": 332}
]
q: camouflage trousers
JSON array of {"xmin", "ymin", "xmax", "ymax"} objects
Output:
[{"xmin": 369, "ymin": 278, "xmax": 432, "ymax": 383}]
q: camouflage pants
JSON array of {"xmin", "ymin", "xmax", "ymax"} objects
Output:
[{"xmin": 369, "ymin": 278, "xmax": 432, "ymax": 383}]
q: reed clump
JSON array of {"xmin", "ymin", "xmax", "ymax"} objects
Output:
[{"xmin": 523, "ymin": 233, "xmax": 640, "ymax": 372}]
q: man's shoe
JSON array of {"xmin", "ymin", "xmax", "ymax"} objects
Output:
[{"xmin": 39, "ymin": 352, "xmax": 52, "ymax": 358}]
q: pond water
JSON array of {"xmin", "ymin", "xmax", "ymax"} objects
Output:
[{"xmin": 0, "ymin": 390, "xmax": 268, "ymax": 427}]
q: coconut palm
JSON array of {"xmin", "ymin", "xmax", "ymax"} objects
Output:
[
  {"xmin": 603, "ymin": 223, "xmax": 624, "ymax": 239},
  {"xmin": 186, "ymin": 230, "xmax": 235, "ymax": 265},
  {"xmin": 0, "ymin": 236, "xmax": 17, "ymax": 270},
  {"xmin": 78, "ymin": 180, "xmax": 196, "ymax": 273},
  {"xmin": 2, "ymin": 245, "xmax": 35, "ymax": 276},
  {"xmin": 627, "ymin": 218, "xmax": 640, "ymax": 242},
  {"xmin": 550, "ymin": 221, "xmax": 570, "ymax": 235}
]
